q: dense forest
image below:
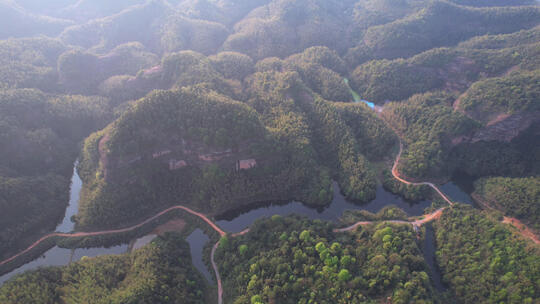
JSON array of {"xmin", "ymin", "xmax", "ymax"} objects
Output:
[
  {"xmin": 382, "ymin": 92, "xmax": 479, "ymax": 179},
  {"xmin": 0, "ymin": 0, "xmax": 538, "ymax": 303},
  {"xmin": 433, "ymin": 206, "xmax": 539, "ymax": 304},
  {"xmin": 0, "ymin": 233, "xmax": 207, "ymax": 303},
  {"xmin": 449, "ymin": 121, "xmax": 540, "ymax": 178},
  {"xmin": 76, "ymin": 44, "xmax": 404, "ymax": 229},
  {"xmin": 76, "ymin": 87, "xmax": 337, "ymax": 229},
  {"xmin": 458, "ymin": 70, "xmax": 540, "ymax": 119},
  {"xmin": 350, "ymin": 41, "xmax": 540, "ymax": 104},
  {"xmin": 473, "ymin": 176, "xmax": 540, "ymax": 231},
  {"xmin": 216, "ymin": 215, "xmax": 436, "ymax": 304},
  {"xmin": 0, "ymin": 88, "xmax": 111, "ymax": 258}
]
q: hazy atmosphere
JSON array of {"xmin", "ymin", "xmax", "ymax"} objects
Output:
[{"xmin": 0, "ymin": 0, "xmax": 538, "ymax": 303}]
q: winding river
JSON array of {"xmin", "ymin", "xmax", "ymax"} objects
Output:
[
  {"xmin": 422, "ymin": 224, "xmax": 446, "ymax": 291},
  {"xmin": 186, "ymin": 229, "xmax": 213, "ymax": 282},
  {"xmin": 216, "ymin": 182, "xmax": 435, "ymax": 233},
  {"xmin": 55, "ymin": 162, "xmax": 82, "ymax": 233},
  {"xmin": 0, "ymin": 82, "xmax": 477, "ymax": 292},
  {"xmin": 0, "ymin": 163, "xmax": 130, "ymax": 285},
  {"xmin": 0, "ymin": 160, "xmax": 474, "ymax": 287}
]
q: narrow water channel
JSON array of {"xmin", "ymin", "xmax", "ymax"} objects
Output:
[
  {"xmin": 1, "ymin": 163, "xmax": 475, "ymax": 288},
  {"xmin": 0, "ymin": 70, "xmax": 480, "ymax": 289},
  {"xmin": 0, "ymin": 244, "xmax": 129, "ymax": 286},
  {"xmin": 56, "ymin": 161, "xmax": 82, "ymax": 233},
  {"xmin": 216, "ymin": 183, "xmax": 432, "ymax": 233},
  {"xmin": 0, "ymin": 162, "xmax": 130, "ymax": 285},
  {"xmin": 422, "ymin": 224, "xmax": 446, "ymax": 291},
  {"xmin": 186, "ymin": 229, "xmax": 213, "ymax": 283}
]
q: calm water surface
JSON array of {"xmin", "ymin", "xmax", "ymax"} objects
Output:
[
  {"xmin": 1, "ymin": 162, "xmax": 475, "ymax": 287},
  {"xmin": 186, "ymin": 229, "xmax": 213, "ymax": 283},
  {"xmin": 440, "ymin": 182, "xmax": 474, "ymax": 205},
  {"xmin": 0, "ymin": 245, "xmax": 129, "ymax": 285},
  {"xmin": 0, "ymin": 163, "xmax": 129, "ymax": 285},
  {"xmin": 216, "ymin": 183, "xmax": 433, "ymax": 233},
  {"xmin": 0, "ymin": 79, "xmax": 477, "ymax": 287},
  {"xmin": 56, "ymin": 162, "xmax": 82, "ymax": 233},
  {"xmin": 422, "ymin": 224, "xmax": 446, "ymax": 291}
]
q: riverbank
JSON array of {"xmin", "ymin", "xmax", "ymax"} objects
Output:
[{"xmin": 0, "ymin": 206, "xmax": 222, "ymax": 274}]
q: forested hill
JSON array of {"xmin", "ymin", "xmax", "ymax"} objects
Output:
[
  {"xmin": 0, "ymin": 0, "xmax": 538, "ymax": 303},
  {"xmin": 473, "ymin": 177, "xmax": 540, "ymax": 231},
  {"xmin": 0, "ymin": 234, "xmax": 207, "ymax": 303},
  {"xmin": 0, "ymin": 88, "xmax": 112, "ymax": 259},
  {"xmin": 75, "ymin": 70, "xmax": 393, "ymax": 229}
]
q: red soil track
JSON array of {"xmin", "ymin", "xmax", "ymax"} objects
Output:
[
  {"xmin": 2, "ymin": 102, "xmax": 536, "ymax": 304},
  {"xmin": 387, "ymin": 123, "xmax": 538, "ymax": 245},
  {"xmin": 392, "ymin": 143, "xmax": 454, "ymax": 206},
  {"xmin": 334, "ymin": 208, "xmax": 445, "ymax": 233},
  {"xmin": 0, "ymin": 205, "xmax": 225, "ymax": 267},
  {"xmin": 0, "ymin": 205, "xmax": 229, "ymax": 304},
  {"xmin": 0, "ymin": 204, "xmax": 240, "ymax": 304},
  {"xmin": 231, "ymin": 228, "xmax": 251, "ymax": 237},
  {"xmin": 334, "ymin": 137, "xmax": 453, "ymax": 234},
  {"xmin": 503, "ymin": 217, "xmax": 540, "ymax": 245}
]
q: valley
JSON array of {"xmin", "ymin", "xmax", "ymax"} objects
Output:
[{"xmin": 0, "ymin": 1, "xmax": 538, "ymax": 303}]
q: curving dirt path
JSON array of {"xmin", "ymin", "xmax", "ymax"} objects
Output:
[
  {"xmin": 334, "ymin": 123, "xmax": 454, "ymax": 234},
  {"xmin": 334, "ymin": 208, "xmax": 445, "ymax": 233},
  {"xmin": 209, "ymin": 227, "xmax": 251, "ymax": 304},
  {"xmin": 3, "ymin": 102, "xmax": 535, "ymax": 304},
  {"xmin": 385, "ymin": 115, "xmax": 539, "ymax": 245},
  {"xmin": 392, "ymin": 143, "xmax": 454, "ymax": 206},
  {"xmin": 0, "ymin": 204, "xmax": 235, "ymax": 304},
  {"xmin": 472, "ymin": 193, "xmax": 539, "ymax": 244},
  {"xmin": 0, "ymin": 205, "xmax": 225, "ymax": 267},
  {"xmin": 412, "ymin": 208, "xmax": 445, "ymax": 226},
  {"xmin": 231, "ymin": 228, "xmax": 251, "ymax": 238},
  {"xmin": 503, "ymin": 217, "xmax": 540, "ymax": 245}
]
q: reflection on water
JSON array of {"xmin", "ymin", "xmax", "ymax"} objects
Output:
[
  {"xmin": 0, "ymin": 245, "xmax": 128, "ymax": 285},
  {"xmin": 1, "ymin": 161, "xmax": 475, "ymax": 287},
  {"xmin": 439, "ymin": 182, "xmax": 474, "ymax": 205},
  {"xmin": 216, "ymin": 183, "xmax": 432, "ymax": 233},
  {"xmin": 422, "ymin": 224, "xmax": 446, "ymax": 291},
  {"xmin": 70, "ymin": 245, "xmax": 128, "ymax": 262},
  {"xmin": 56, "ymin": 162, "xmax": 82, "ymax": 233},
  {"xmin": 0, "ymin": 161, "xmax": 128, "ymax": 286},
  {"xmin": 0, "ymin": 247, "xmax": 70, "ymax": 285},
  {"xmin": 362, "ymin": 186, "xmax": 432, "ymax": 214},
  {"xmin": 449, "ymin": 171, "xmax": 476, "ymax": 196},
  {"xmin": 131, "ymin": 234, "xmax": 157, "ymax": 252},
  {"xmin": 186, "ymin": 229, "xmax": 213, "ymax": 283}
]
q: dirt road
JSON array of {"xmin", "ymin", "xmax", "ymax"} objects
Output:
[
  {"xmin": 392, "ymin": 143, "xmax": 454, "ymax": 206},
  {"xmin": 0, "ymin": 205, "xmax": 225, "ymax": 266},
  {"xmin": 334, "ymin": 208, "xmax": 446, "ymax": 233},
  {"xmin": 386, "ymin": 118, "xmax": 538, "ymax": 244}
]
